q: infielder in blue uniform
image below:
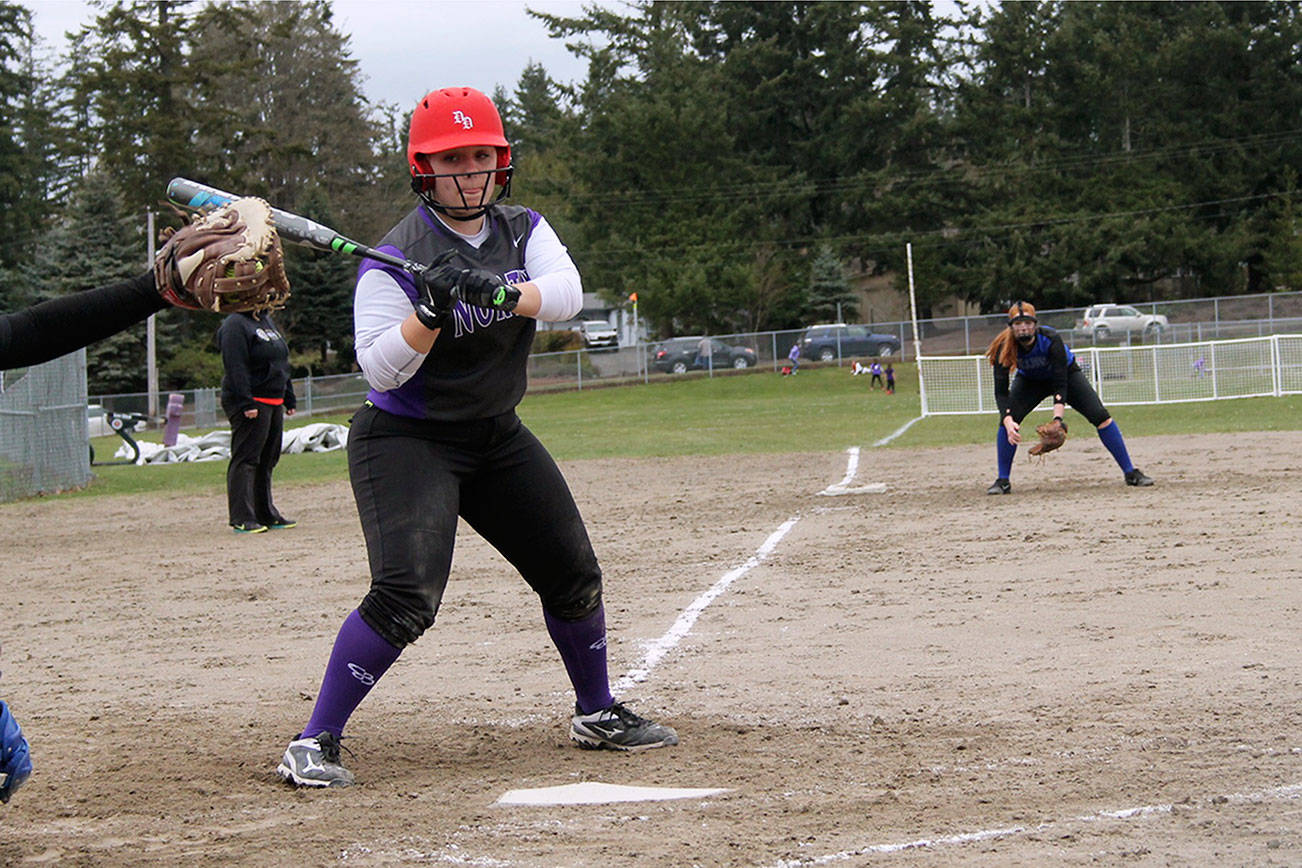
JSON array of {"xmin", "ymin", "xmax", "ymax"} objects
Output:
[
  {"xmin": 985, "ymin": 301, "xmax": 1154, "ymax": 495},
  {"xmin": 277, "ymin": 87, "xmax": 677, "ymax": 788}
]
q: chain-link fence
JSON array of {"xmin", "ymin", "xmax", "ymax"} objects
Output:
[
  {"xmin": 0, "ymin": 285, "xmax": 1282, "ymax": 504},
  {"xmin": 0, "ymin": 350, "xmax": 91, "ymax": 501},
  {"xmin": 918, "ymin": 334, "xmax": 1302, "ymax": 415}
]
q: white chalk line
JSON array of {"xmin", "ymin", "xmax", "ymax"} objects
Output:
[
  {"xmin": 615, "ymin": 447, "xmax": 870, "ymax": 692},
  {"xmin": 769, "ymin": 781, "xmax": 1302, "ymax": 866},
  {"xmin": 874, "ymin": 414, "xmax": 924, "ymax": 447},
  {"xmin": 612, "ymin": 514, "xmax": 800, "ymax": 694}
]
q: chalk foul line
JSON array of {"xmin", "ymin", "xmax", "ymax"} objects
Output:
[
  {"xmin": 770, "ymin": 781, "xmax": 1302, "ymax": 866},
  {"xmin": 612, "ymin": 515, "xmax": 799, "ymax": 694}
]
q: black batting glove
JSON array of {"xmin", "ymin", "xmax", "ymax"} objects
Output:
[
  {"xmin": 414, "ymin": 253, "xmax": 459, "ymax": 330},
  {"xmin": 452, "ymin": 268, "xmax": 521, "ymax": 313}
]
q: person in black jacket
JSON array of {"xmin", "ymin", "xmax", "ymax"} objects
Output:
[{"xmin": 219, "ymin": 311, "xmax": 297, "ymax": 533}]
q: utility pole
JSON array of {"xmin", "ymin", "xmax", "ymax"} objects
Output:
[{"xmin": 146, "ymin": 211, "xmax": 158, "ymax": 419}]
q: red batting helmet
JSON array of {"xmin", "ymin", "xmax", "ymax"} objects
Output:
[{"xmin": 408, "ymin": 87, "xmax": 513, "ymax": 216}]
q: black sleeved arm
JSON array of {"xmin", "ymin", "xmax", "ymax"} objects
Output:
[
  {"xmin": 993, "ymin": 364, "xmax": 1012, "ymax": 418},
  {"xmin": 1046, "ymin": 333, "xmax": 1070, "ymax": 402},
  {"xmin": 0, "ymin": 271, "xmax": 166, "ymax": 371}
]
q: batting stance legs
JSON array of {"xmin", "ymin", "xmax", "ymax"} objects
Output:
[
  {"xmin": 277, "ymin": 408, "xmax": 676, "ymax": 787},
  {"xmin": 991, "ymin": 369, "xmax": 1152, "ymax": 491}
]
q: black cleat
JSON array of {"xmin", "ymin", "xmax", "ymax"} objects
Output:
[
  {"xmin": 277, "ymin": 731, "xmax": 355, "ymax": 787},
  {"xmin": 1124, "ymin": 468, "xmax": 1154, "ymax": 487},
  {"xmin": 986, "ymin": 478, "xmax": 1011, "ymax": 495},
  {"xmin": 570, "ymin": 702, "xmax": 678, "ymax": 751}
]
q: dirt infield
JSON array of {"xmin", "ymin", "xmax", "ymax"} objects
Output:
[{"xmin": 1, "ymin": 432, "xmax": 1298, "ymax": 866}]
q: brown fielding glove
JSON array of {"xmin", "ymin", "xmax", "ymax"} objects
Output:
[
  {"xmin": 1028, "ymin": 418, "xmax": 1068, "ymax": 457},
  {"xmin": 154, "ymin": 197, "xmax": 291, "ymax": 314}
]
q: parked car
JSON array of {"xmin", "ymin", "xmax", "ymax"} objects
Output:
[
  {"xmin": 798, "ymin": 324, "xmax": 901, "ymax": 362},
  {"xmin": 1076, "ymin": 304, "xmax": 1169, "ymax": 340},
  {"xmin": 651, "ymin": 337, "xmax": 757, "ymax": 374},
  {"xmin": 573, "ymin": 319, "xmax": 619, "ymax": 349}
]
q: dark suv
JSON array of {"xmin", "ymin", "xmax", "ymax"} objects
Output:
[
  {"xmin": 651, "ymin": 337, "xmax": 758, "ymax": 374},
  {"xmin": 798, "ymin": 324, "xmax": 900, "ymax": 361}
]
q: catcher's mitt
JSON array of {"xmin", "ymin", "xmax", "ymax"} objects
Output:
[
  {"xmin": 154, "ymin": 197, "xmax": 291, "ymax": 314},
  {"xmin": 1028, "ymin": 418, "xmax": 1068, "ymax": 457}
]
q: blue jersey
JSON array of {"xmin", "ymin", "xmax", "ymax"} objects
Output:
[{"xmin": 1014, "ymin": 327, "xmax": 1075, "ymax": 381}]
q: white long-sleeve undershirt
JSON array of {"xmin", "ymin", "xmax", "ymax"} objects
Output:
[{"xmin": 355, "ymin": 213, "xmax": 582, "ymax": 392}]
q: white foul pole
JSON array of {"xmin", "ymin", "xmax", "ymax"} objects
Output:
[
  {"xmin": 906, "ymin": 242, "xmax": 928, "ymax": 415},
  {"xmin": 146, "ymin": 210, "xmax": 158, "ymax": 419}
]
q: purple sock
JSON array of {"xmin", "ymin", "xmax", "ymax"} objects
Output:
[
  {"xmin": 544, "ymin": 605, "xmax": 614, "ymax": 714},
  {"xmin": 301, "ymin": 609, "xmax": 402, "ymax": 739}
]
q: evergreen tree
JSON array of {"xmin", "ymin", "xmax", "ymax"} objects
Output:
[
  {"xmin": 278, "ymin": 187, "xmax": 356, "ymax": 371},
  {"xmin": 61, "ymin": 0, "xmax": 195, "ymax": 215},
  {"xmin": 186, "ymin": 0, "xmax": 394, "ymax": 242},
  {"xmin": 30, "ymin": 175, "xmax": 151, "ymax": 393},
  {"xmin": 0, "ymin": 1, "xmax": 64, "ymax": 304},
  {"xmin": 808, "ymin": 244, "xmax": 857, "ymax": 322},
  {"xmin": 507, "ymin": 62, "xmax": 567, "ymax": 159}
]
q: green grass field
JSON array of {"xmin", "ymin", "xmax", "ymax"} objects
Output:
[{"xmin": 66, "ymin": 362, "xmax": 1302, "ymax": 501}]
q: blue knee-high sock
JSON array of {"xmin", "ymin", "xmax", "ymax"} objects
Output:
[
  {"xmin": 544, "ymin": 605, "xmax": 614, "ymax": 715},
  {"xmin": 996, "ymin": 425, "xmax": 1017, "ymax": 479},
  {"xmin": 302, "ymin": 609, "xmax": 402, "ymax": 739},
  {"xmin": 1097, "ymin": 420, "xmax": 1134, "ymax": 473}
]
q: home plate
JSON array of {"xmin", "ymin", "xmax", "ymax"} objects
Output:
[
  {"xmin": 496, "ymin": 782, "xmax": 730, "ymax": 806},
  {"xmin": 818, "ymin": 482, "xmax": 888, "ymax": 496}
]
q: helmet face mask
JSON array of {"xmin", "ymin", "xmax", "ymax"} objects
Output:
[
  {"xmin": 1007, "ymin": 301, "xmax": 1039, "ymax": 346},
  {"xmin": 411, "ymin": 152, "xmax": 514, "ymax": 220},
  {"xmin": 408, "ymin": 87, "xmax": 513, "ymax": 220}
]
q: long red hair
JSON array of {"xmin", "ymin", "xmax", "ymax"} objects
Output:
[{"xmin": 985, "ymin": 302, "xmax": 1037, "ymax": 369}]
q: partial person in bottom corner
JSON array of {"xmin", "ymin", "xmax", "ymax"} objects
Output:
[
  {"xmin": 219, "ymin": 310, "xmax": 297, "ymax": 533},
  {"xmin": 984, "ymin": 301, "xmax": 1153, "ymax": 495},
  {"xmin": 0, "ymin": 645, "xmax": 31, "ymax": 805}
]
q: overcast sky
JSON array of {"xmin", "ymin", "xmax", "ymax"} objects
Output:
[{"xmin": 27, "ymin": 0, "xmax": 595, "ymax": 109}]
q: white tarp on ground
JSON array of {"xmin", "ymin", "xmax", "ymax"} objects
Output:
[{"xmin": 115, "ymin": 423, "xmax": 349, "ymax": 465}]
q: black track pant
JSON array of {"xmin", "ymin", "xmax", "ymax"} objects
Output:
[
  {"xmin": 349, "ymin": 404, "xmax": 603, "ymax": 649},
  {"xmin": 225, "ymin": 403, "xmax": 285, "ymax": 526},
  {"xmin": 1007, "ymin": 368, "xmax": 1110, "ymax": 427}
]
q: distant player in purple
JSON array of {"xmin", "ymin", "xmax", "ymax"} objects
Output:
[
  {"xmin": 984, "ymin": 301, "xmax": 1154, "ymax": 495},
  {"xmin": 869, "ymin": 361, "xmax": 884, "ymax": 389}
]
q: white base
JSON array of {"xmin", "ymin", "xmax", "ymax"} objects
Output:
[
  {"xmin": 818, "ymin": 482, "xmax": 888, "ymax": 496},
  {"xmin": 496, "ymin": 781, "xmax": 730, "ymax": 806}
]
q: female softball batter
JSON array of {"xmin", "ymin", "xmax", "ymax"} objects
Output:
[
  {"xmin": 276, "ymin": 87, "xmax": 677, "ymax": 788},
  {"xmin": 985, "ymin": 301, "xmax": 1154, "ymax": 495}
]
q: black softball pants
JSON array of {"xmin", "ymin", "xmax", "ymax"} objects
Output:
[
  {"xmin": 348, "ymin": 404, "xmax": 603, "ymax": 649},
  {"xmin": 225, "ymin": 402, "xmax": 285, "ymax": 526},
  {"xmin": 1007, "ymin": 368, "xmax": 1110, "ymax": 427}
]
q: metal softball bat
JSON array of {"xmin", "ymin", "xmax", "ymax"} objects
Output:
[{"xmin": 165, "ymin": 177, "xmax": 425, "ymax": 274}]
